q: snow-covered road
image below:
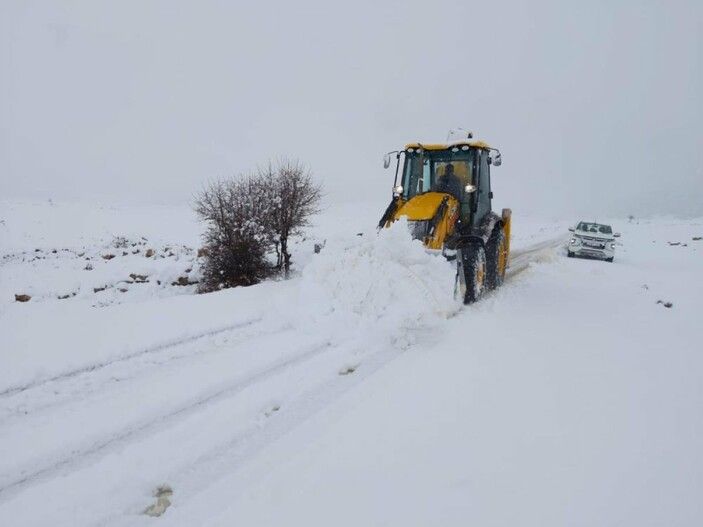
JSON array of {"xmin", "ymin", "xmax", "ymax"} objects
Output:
[
  {"xmin": 161, "ymin": 219, "xmax": 703, "ymax": 527},
  {"xmin": 1, "ymin": 204, "xmax": 701, "ymax": 526}
]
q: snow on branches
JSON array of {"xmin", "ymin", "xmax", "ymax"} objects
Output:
[{"xmin": 194, "ymin": 159, "xmax": 322, "ymax": 292}]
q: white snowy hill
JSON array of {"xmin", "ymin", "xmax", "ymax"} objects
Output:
[{"xmin": 0, "ymin": 200, "xmax": 701, "ymax": 526}]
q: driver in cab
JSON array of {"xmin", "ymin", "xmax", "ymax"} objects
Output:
[{"xmin": 432, "ymin": 163, "xmax": 463, "ymax": 200}]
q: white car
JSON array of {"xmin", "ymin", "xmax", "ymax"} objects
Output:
[{"xmin": 567, "ymin": 221, "xmax": 620, "ymax": 262}]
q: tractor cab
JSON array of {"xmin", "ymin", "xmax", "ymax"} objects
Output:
[
  {"xmin": 381, "ymin": 141, "xmax": 501, "ymax": 233},
  {"xmin": 397, "ymin": 142, "xmax": 497, "ymax": 225}
]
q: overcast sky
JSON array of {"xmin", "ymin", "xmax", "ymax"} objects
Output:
[{"xmin": 1, "ymin": 0, "xmax": 701, "ymax": 216}]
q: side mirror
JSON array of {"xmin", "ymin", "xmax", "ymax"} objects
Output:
[
  {"xmin": 492, "ymin": 152, "xmax": 502, "ymax": 166},
  {"xmin": 383, "ymin": 153, "xmax": 391, "ymax": 169},
  {"xmin": 568, "ymin": 227, "xmax": 575, "ymax": 232},
  {"xmin": 614, "ymin": 233, "xmax": 621, "ymax": 238}
]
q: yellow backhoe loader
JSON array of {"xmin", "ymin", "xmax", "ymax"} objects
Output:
[{"xmin": 379, "ymin": 135, "xmax": 511, "ymax": 303}]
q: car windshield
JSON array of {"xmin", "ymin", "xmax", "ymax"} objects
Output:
[
  {"xmin": 400, "ymin": 148, "xmax": 476, "ymax": 202},
  {"xmin": 577, "ymin": 222, "xmax": 612, "ymax": 234}
]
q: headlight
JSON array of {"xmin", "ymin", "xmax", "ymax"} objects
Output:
[
  {"xmin": 393, "ymin": 185, "xmax": 403, "ymax": 195},
  {"xmin": 570, "ymin": 238, "xmax": 578, "ymax": 245},
  {"xmin": 610, "ymin": 243, "xmax": 616, "ymax": 249}
]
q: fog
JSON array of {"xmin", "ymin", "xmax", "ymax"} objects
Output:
[{"xmin": 2, "ymin": 1, "xmax": 701, "ymax": 217}]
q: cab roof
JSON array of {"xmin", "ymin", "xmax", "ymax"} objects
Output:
[{"xmin": 404, "ymin": 140, "xmax": 492, "ymax": 151}]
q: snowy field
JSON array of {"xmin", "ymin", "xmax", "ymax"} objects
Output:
[{"xmin": 0, "ymin": 200, "xmax": 701, "ymax": 526}]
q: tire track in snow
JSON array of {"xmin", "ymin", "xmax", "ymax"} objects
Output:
[
  {"xmin": 0, "ymin": 322, "xmax": 291, "ymax": 425},
  {"xmin": 143, "ymin": 342, "xmax": 409, "ymax": 526},
  {"xmin": 506, "ymin": 235, "xmax": 567, "ymax": 279},
  {"xmin": 0, "ymin": 316, "xmax": 265, "ymax": 398},
  {"xmin": 0, "ymin": 337, "xmax": 333, "ymax": 501}
]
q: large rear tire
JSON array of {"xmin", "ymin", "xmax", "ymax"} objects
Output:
[
  {"xmin": 486, "ymin": 227, "xmax": 508, "ymax": 290},
  {"xmin": 456, "ymin": 243, "xmax": 486, "ymax": 304}
]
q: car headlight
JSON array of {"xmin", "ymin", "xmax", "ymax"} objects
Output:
[
  {"xmin": 610, "ymin": 243, "xmax": 616, "ymax": 249},
  {"xmin": 570, "ymin": 238, "xmax": 578, "ymax": 245}
]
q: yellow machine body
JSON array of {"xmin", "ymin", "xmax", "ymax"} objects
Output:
[
  {"xmin": 378, "ymin": 137, "xmax": 510, "ymax": 303},
  {"xmin": 391, "ymin": 192, "xmax": 460, "ymax": 250}
]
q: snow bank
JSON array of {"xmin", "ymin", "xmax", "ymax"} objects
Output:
[{"xmin": 293, "ymin": 218, "xmax": 460, "ymax": 336}]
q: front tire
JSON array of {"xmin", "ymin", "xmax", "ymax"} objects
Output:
[
  {"xmin": 456, "ymin": 243, "xmax": 487, "ymax": 304},
  {"xmin": 486, "ymin": 227, "xmax": 508, "ymax": 290},
  {"xmin": 567, "ymin": 250, "xmax": 574, "ymax": 258}
]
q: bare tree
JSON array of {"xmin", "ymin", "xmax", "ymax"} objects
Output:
[
  {"xmin": 194, "ymin": 178, "xmax": 273, "ymax": 292},
  {"xmin": 194, "ymin": 160, "xmax": 322, "ymax": 292},
  {"xmin": 258, "ymin": 159, "xmax": 322, "ymax": 276}
]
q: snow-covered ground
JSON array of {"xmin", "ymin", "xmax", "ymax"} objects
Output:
[{"xmin": 0, "ymin": 200, "xmax": 701, "ymax": 526}]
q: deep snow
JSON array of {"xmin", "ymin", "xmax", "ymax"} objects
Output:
[
  {"xmin": 1, "ymin": 201, "xmax": 701, "ymax": 526},
  {"xmin": 190, "ymin": 218, "xmax": 703, "ymax": 527}
]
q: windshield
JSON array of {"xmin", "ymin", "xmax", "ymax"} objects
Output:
[
  {"xmin": 400, "ymin": 149, "xmax": 476, "ymax": 203},
  {"xmin": 577, "ymin": 222, "xmax": 612, "ymax": 234}
]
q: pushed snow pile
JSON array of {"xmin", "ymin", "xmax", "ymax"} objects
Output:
[{"xmin": 293, "ymin": 219, "xmax": 460, "ymax": 336}]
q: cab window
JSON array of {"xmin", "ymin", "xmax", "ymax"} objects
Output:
[{"xmin": 401, "ymin": 151, "xmax": 474, "ymax": 206}]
